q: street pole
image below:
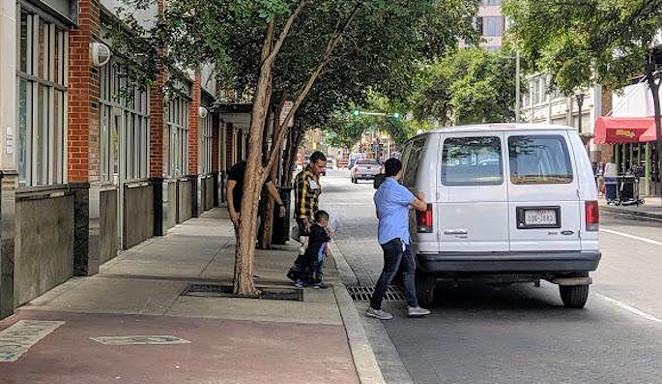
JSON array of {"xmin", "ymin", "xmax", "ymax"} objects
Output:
[
  {"xmin": 576, "ymin": 93, "xmax": 585, "ymax": 134},
  {"xmin": 515, "ymin": 50, "xmax": 521, "ymax": 123}
]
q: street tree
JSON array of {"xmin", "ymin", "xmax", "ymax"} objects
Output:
[
  {"xmin": 504, "ymin": 0, "xmax": 662, "ymax": 185},
  {"xmin": 115, "ymin": 0, "xmax": 480, "ymax": 295}
]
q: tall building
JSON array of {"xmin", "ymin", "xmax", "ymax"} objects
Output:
[{"xmin": 475, "ymin": 0, "xmax": 505, "ymax": 51}]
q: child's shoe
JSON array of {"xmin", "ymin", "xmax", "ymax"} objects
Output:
[{"xmin": 294, "ymin": 279, "xmax": 306, "ymax": 288}]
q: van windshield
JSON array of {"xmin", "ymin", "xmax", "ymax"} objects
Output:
[
  {"xmin": 508, "ymin": 135, "xmax": 573, "ymax": 184},
  {"xmin": 441, "ymin": 136, "xmax": 503, "ymax": 186}
]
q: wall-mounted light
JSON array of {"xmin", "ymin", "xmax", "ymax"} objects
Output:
[{"xmin": 90, "ymin": 42, "xmax": 111, "ymax": 67}]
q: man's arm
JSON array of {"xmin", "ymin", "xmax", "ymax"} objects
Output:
[
  {"xmin": 226, "ymin": 180, "xmax": 238, "ymax": 223},
  {"xmin": 410, "ymin": 191, "xmax": 427, "ymax": 212},
  {"xmin": 266, "ymin": 181, "xmax": 286, "ymax": 218}
]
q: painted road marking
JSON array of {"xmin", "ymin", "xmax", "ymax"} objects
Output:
[
  {"xmin": 596, "ymin": 294, "xmax": 662, "ymax": 324},
  {"xmin": 601, "ymin": 228, "xmax": 662, "ymax": 247},
  {"xmin": 91, "ymin": 335, "xmax": 191, "ymax": 345},
  {"xmin": 0, "ymin": 320, "xmax": 65, "ymax": 362}
]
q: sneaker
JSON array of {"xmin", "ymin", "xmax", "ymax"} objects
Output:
[
  {"xmin": 294, "ymin": 280, "xmax": 306, "ymax": 288},
  {"xmin": 407, "ymin": 306, "xmax": 431, "ymax": 318},
  {"xmin": 313, "ymin": 282, "xmax": 328, "ymax": 289},
  {"xmin": 365, "ymin": 307, "xmax": 393, "ymax": 320}
]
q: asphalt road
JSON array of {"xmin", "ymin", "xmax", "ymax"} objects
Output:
[{"xmin": 320, "ymin": 169, "xmax": 662, "ymax": 384}]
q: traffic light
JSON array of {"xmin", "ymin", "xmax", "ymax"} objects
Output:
[
  {"xmin": 393, "ymin": 112, "xmax": 400, "ymax": 120},
  {"xmin": 391, "ymin": 112, "xmax": 400, "ymax": 124},
  {"xmin": 352, "ymin": 110, "xmax": 360, "ymax": 118}
]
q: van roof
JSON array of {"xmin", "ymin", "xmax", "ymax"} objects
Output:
[{"xmin": 428, "ymin": 123, "xmax": 578, "ymax": 135}]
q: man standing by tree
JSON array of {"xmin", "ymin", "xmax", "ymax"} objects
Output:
[
  {"xmin": 226, "ymin": 160, "xmax": 286, "ymax": 235},
  {"xmin": 294, "ymin": 151, "xmax": 327, "ymax": 235}
]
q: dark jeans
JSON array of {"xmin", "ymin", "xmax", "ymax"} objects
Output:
[{"xmin": 370, "ymin": 238, "xmax": 419, "ymax": 310}]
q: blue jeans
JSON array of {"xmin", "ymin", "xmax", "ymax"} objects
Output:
[{"xmin": 370, "ymin": 238, "xmax": 419, "ymax": 310}]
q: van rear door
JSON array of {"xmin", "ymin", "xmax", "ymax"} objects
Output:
[
  {"xmin": 437, "ymin": 133, "xmax": 510, "ymax": 252},
  {"xmin": 506, "ymin": 132, "xmax": 582, "ymax": 251}
]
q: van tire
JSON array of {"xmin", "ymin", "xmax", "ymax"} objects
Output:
[
  {"xmin": 416, "ymin": 270, "xmax": 436, "ymax": 306},
  {"xmin": 559, "ymin": 284, "xmax": 589, "ymax": 308}
]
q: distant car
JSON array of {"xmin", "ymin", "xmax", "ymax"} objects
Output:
[{"xmin": 351, "ymin": 159, "xmax": 382, "ymax": 183}]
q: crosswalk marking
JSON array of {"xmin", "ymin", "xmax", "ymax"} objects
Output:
[{"xmin": 0, "ymin": 320, "xmax": 65, "ymax": 362}]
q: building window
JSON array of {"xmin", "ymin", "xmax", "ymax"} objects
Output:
[
  {"xmin": 475, "ymin": 17, "xmax": 483, "ymax": 35},
  {"xmin": 483, "ymin": 16, "xmax": 504, "ymax": 37},
  {"xmin": 200, "ymin": 113, "xmax": 213, "ymax": 174},
  {"xmin": 167, "ymin": 96, "xmax": 190, "ymax": 177},
  {"xmin": 483, "ymin": 0, "xmax": 501, "ymax": 5},
  {"xmin": 99, "ymin": 60, "xmax": 150, "ymax": 183},
  {"xmin": 17, "ymin": 10, "xmax": 68, "ymax": 187}
]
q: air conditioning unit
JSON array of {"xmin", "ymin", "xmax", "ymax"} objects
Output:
[{"xmin": 90, "ymin": 42, "xmax": 111, "ymax": 67}]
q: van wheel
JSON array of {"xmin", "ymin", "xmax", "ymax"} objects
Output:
[
  {"xmin": 559, "ymin": 284, "xmax": 589, "ymax": 308},
  {"xmin": 416, "ymin": 270, "xmax": 436, "ymax": 306}
]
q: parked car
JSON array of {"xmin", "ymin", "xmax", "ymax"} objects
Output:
[
  {"xmin": 351, "ymin": 159, "xmax": 382, "ymax": 183},
  {"xmin": 401, "ymin": 124, "xmax": 601, "ymax": 308}
]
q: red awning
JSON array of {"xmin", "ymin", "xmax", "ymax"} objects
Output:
[
  {"xmin": 594, "ymin": 116, "xmax": 655, "ymax": 144},
  {"xmin": 640, "ymin": 122, "xmax": 660, "ymax": 142}
]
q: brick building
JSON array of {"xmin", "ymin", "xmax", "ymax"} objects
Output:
[{"xmin": 0, "ymin": 0, "xmax": 249, "ymax": 319}]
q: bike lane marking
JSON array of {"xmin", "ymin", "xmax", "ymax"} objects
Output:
[
  {"xmin": 0, "ymin": 320, "xmax": 65, "ymax": 362},
  {"xmin": 600, "ymin": 228, "xmax": 662, "ymax": 247}
]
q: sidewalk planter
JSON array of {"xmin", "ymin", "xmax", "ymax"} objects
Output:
[
  {"xmin": 177, "ymin": 178, "xmax": 194, "ymax": 223},
  {"xmin": 99, "ymin": 185, "xmax": 119, "ymax": 265},
  {"xmin": 272, "ymin": 187, "xmax": 293, "ymax": 245},
  {"xmin": 201, "ymin": 174, "xmax": 214, "ymax": 212}
]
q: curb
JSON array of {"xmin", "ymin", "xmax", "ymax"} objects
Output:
[
  {"xmin": 329, "ymin": 241, "xmax": 386, "ymax": 384},
  {"xmin": 600, "ymin": 205, "xmax": 662, "ymax": 222}
]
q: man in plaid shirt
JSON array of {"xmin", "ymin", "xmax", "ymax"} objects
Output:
[{"xmin": 294, "ymin": 151, "xmax": 327, "ymax": 235}]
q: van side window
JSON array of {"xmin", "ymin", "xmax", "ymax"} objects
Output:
[
  {"xmin": 402, "ymin": 138, "xmax": 425, "ymax": 187},
  {"xmin": 508, "ymin": 135, "xmax": 573, "ymax": 184},
  {"xmin": 441, "ymin": 136, "xmax": 503, "ymax": 186}
]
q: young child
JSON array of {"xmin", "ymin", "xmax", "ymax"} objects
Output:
[{"xmin": 289, "ymin": 210, "xmax": 332, "ymax": 289}]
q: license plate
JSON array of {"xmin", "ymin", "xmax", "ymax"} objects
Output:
[
  {"xmin": 517, "ymin": 207, "xmax": 560, "ymax": 229},
  {"xmin": 525, "ymin": 210, "xmax": 557, "ymax": 225}
]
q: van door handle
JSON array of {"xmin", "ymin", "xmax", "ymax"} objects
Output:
[{"xmin": 444, "ymin": 228, "xmax": 468, "ymax": 235}]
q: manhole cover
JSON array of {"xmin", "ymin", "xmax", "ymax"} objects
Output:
[
  {"xmin": 181, "ymin": 283, "xmax": 303, "ymax": 302},
  {"xmin": 346, "ymin": 285, "xmax": 405, "ymax": 302}
]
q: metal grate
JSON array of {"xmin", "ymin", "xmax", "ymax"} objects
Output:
[
  {"xmin": 346, "ymin": 285, "xmax": 405, "ymax": 302},
  {"xmin": 181, "ymin": 283, "xmax": 303, "ymax": 302}
]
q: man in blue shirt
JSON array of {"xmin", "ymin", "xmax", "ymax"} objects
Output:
[{"xmin": 367, "ymin": 158, "xmax": 431, "ymax": 320}]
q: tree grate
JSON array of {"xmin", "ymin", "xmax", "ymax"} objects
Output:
[
  {"xmin": 346, "ymin": 285, "xmax": 405, "ymax": 302},
  {"xmin": 181, "ymin": 283, "xmax": 303, "ymax": 302}
]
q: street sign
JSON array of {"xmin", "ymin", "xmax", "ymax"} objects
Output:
[{"xmin": 279, "ymin": 101, "xmax": 294, "ymax": 128}]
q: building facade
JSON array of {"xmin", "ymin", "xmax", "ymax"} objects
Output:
[{"xmin": 0, "ymin": 0, "xmax": 248, "ymax": 319}]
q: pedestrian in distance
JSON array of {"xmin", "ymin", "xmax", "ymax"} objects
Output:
[
  {"xmin": 366, "ymin": 158, "xmax": 431, "ymax": 320},
  {"xmin": 226, "ymin": 160, "xmax": 286, "ymax": 235},
  {"xmin": 288, "ymin": 210, "xmax": 333, "ymax": 289}
]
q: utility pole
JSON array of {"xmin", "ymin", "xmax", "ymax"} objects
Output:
[{"xmin": 515, "ymin": 50, "xmax": 521, "ymax": 123}]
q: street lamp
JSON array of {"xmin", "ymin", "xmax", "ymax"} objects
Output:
[{"xmin": 575, "ymin": 92, "xmax": 585, "ymax": 133}]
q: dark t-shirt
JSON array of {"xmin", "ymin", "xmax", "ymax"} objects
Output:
[{"xmin": 227, "ymin": 161, "xmax": 271, "ymax": 212}]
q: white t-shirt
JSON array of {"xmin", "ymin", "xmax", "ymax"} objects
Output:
[{"xmin": 604, "ymin": 162, "xmax": 618, "ymax": 177}]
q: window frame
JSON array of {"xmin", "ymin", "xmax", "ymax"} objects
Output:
[
  {"xmin": 508, "ymin": 134, "xmax": 574, "ymax": 185},
  {"xmin": 16, "ymin": 6, "xmax": 69, "ymax": 188},
  {"xmin": 441, "ymin": 136, "xmax": 504, "ymax": 187}
]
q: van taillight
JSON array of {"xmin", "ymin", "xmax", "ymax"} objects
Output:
[
  {"xmin": 585, "ymin": 200, "xmax": 599, "ymax": 231},
  {"xmin": 416, "ymin": 204, "xmax": 433, "ymax": 233}
]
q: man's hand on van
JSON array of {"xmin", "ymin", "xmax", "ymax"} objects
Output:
[{"xmin": 411, "ymin": 192, "xmax": 427, "ymax": 212}]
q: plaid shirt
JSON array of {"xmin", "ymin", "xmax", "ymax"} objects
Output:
[{"xmin": 294, "ymin": 167, "xmax": 321, "ymax": 220}]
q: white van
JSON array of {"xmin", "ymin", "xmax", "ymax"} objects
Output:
[{"xmin": 400, "ymin": 124, "xmax": 601, "ymax": 308}]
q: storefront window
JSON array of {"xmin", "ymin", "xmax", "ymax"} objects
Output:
[
  {"xmin": 167, "ymin": 96, "xmax": 190, "ymax": 177},
  {"xmin": 17, "ymin": 9, "xmax": 68, "ymax": 187},
  {"xmin": 200, "ymin": 113, "xmax": 213, "ymax": 174},
  {"xmin": 99, "ymin": 60, "xmax": 150, "ymax": 183}
]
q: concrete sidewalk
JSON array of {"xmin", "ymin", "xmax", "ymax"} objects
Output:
[
  {"xmin": 0, "ymin": 208, "xmax": 383, "ymax": 384},
  {"xmin": 600, "ymin": 196, "xmax": 662, "ymax": 221}
]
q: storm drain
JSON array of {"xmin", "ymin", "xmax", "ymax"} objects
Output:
[
  {"xmin": 346, "ymin": 285, "xmax": 405, "ymax": 302},
  {"xmin": 181, "ymin": 283, "xmax": 303, "ymax": 302}
]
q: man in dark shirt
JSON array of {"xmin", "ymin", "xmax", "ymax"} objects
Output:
[{"xmin": 226, "ymin": 161, "xmax": 286, "ymax": 230}]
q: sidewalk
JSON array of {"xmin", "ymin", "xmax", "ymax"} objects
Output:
[
  {"xmin": 0, "ymin": 208, "xmax": 383, "ymax": 384},
  {"xmin": 599, "ymin": 196, "xmax": 662, "ymax": 221}
]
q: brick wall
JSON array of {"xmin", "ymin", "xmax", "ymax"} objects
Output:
[
  {"xmin": 600, "ymin": 88, "xmax": 614, "ymax": 163},
  {"xmin": 188, "ymin": 72, "xmax": 201, "ymax": 175},
  {"xmin": 211, "ymin": 115, "xmax": 220, "ymax": 173},
  {"xmin": 68, "ymin": 0, "xmax": 100, "ymax": 183},
  {"xmin": 150, "ymin": 71, "xmax": 166, "ymax": 177}
]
